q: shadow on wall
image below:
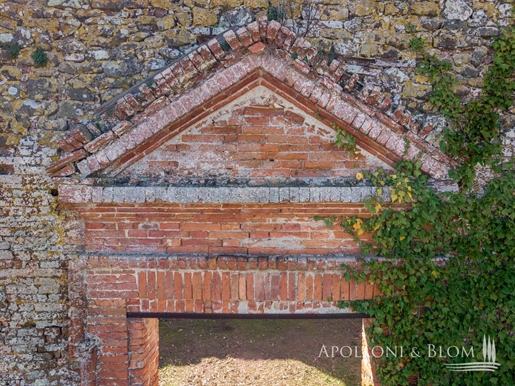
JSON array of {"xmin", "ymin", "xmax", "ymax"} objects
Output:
[{"xmin": 158, "ymin": 318, "xmax": 363, "ymax": 386}]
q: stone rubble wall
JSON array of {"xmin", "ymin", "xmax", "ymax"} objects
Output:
[{"xmin": 0, "ymin": 0, "xmax": 513, "ymax": 384}]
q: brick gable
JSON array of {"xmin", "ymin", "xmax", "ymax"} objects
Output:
[
  {"xmin": 122, "ymin": 86, "xmax": 393, "ymax": 181},
  {"xmin": 54, "ymin": 19, "xmax": 459, "ymax": 386},
  {"xmin": 49, "ymin": 20, "xmax": 455, "ymax": 181}
]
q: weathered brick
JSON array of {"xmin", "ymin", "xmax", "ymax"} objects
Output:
[
  {"xmin": 247, "ymin": 21, "xmax": 261, "ymax": 43},
  {"xmin": 235, "ymin": 27, "xmax": 253, "ymax": 47},
  {"xmin": 180, "ymin": 57, "xmax": 198, "ymax": 77},
  {"xmin": 112, "ymin": 121, "xmax": 133, "ymax": 137},
  {"xmin": 57, "ymin": 135, "xmax": 78, "ymax": 152},
  {"xmin": 207, "ymin": 38, "xmax": 225, "ymax": 60},
  {"xmin": 47, "ymin": 149, "xmax": 88, "ymax": 173},
  {"xmin": 223, "ymin": 30, "xmax": 242, "ymax": 50},
  {"xmin": 266, "ymin": 20, "xmax": 281, "ymax": 42},
  {"xmin": 52, "ymin": 164, "xmax": 75, "ymax": 177},
  {"xmin": 83, "ymin": 130, "xmax": 116, "ymax": 153},
  {"xmin": 71, "ymin": 125, "xmax": 94, "ymax": 144},
  {"xmin": 248, "ymin": 42, "xmax": 266, "ymax": 54}
]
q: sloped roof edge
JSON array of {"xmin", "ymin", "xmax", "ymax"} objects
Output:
[{"xmin": 48, "ymin": 18, "xmax": 455, "ymax": 180}]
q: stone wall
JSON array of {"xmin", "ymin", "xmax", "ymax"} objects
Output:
[{"xmin": 0, "ymin": 0, "xmax": 513, "ymax": 384}]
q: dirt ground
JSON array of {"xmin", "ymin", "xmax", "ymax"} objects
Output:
[{"xmin": 159, "ymin": 318, "xmax": 363, "ymax": 386}]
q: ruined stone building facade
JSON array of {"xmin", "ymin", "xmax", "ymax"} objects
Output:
[{"xmin": 0, "ymin": 0, "xmax": 513, "ymax": 384}]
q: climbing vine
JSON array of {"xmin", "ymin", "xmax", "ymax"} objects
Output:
[
  {"xmin": 321, "ymin": 26, "xmax": 515, "ymax": 386},
  {"xmin": 410, "ymin": 27, "xmax": 515, "ymax": 188}
]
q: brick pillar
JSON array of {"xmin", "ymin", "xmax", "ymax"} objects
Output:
[
  {"xmin": 68, "ymin": 260, "xmax": 99, "ymax": 385},
  {"xmin": 128, "ymin": 318, "xmax": 159, "ymax": 386},
  {"xmin": 87, "ymin": 299, "xmax": 130, "ymax": 386}
]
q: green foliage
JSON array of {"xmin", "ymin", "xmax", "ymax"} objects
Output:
[
  {"xmin": 291, "ymin": 52, "xmax": 299, "ymax": 60},
  {"xmin": 31, "ymin": 46, "xmax": 48, "ymax": 67},
  {"xmin": 338, "ymin": 165, "xmax": 515, "ymax": 385},
  {"xmin": 327, "ymin": 52, "xmax": 335, "ymax": 66},
  {"xmin": 267, "ymin": 2, "xmax": 285, "ymax": 21},
  {"xmin": 417, "ymin": 55, "xmax": 453, "ymax": 82},
  {"xmin": 312, "ymin": 111, "xmax": 359, "ymax": 154},
  {"xmin": 318, "ymin": 25, "xmax": 515, "ymax": 386},
  {"xmin": 334, "ymin": 128, "xmax": 357, "ymax": 152},
  {"xmin": 267, "ymin": 5, "xmax": 278, "ymax": 20},
  {"xmin": 314, "ymin": 215, "xmax": 336, "ymax": 228},
  {"xmin": 412, "ymin": 26, "xmax": 515, "ymax": 188},
  {"xmin": 3, "ymin": 41, "xmax": 22, "ymax": 59},
  {"xmin": 409, "ymin": 37, "xmax": 424, "ymax": 52}
]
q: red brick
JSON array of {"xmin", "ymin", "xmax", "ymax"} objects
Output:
[
  {"xmin": 349, "ymin": 281, "xmax": 358, "ymax": 301},
  {"xmin": 258, "ymin": 258, "xmax": 268, "ymax": 270},
  {"xmin": 222, "ymin": 272, "xmax": 231, "ymax": 301},
  {"xmin": 223, "ymin": 30, "xmax": 242, "ymax": 50},
  {"xmin": 271, "ymin": 274, "xmax": 280, "ymax": 300},
  {"xmin": 246, "ymin": 273, "xmax": 254, "ymax": 300},
  {"xmin": 212, "ymin": 272, "xmax": 221, "ymax": 300},
  {"xmin": 207, "ymin": 257, "xmax": 217, "ymax": 270},
  {"xmin": 247, "ymin": 41, "xmax": 265, "ymax": 54},
  {"xmin": 52, "ymin": 164, "xmax": 75, "ymax": 177},
  {"xmin": 180, "ymin": 57, "xmax": 198, "ymax": 75},
  {"xmin": 279, "ymin": 273, "xmax": 287, "ymax": 300},
  {"xmin": 203, "ymin": 272, "xmax": 212, "ymax": 300},
  {"xmin": 193, "ymin": 272, "xmax": 202, "ymax": 300},
  {"xmin": 197, "ymin": 44, "xmax": 217, "ymax": 65},
  {"xmin": 207, "ymin": 39, "xmax": 225, "ymax": 60},
  {"xmin": 176, "ymin": 300, "xmax": 185, "ymax": 312},
  {"xmin": 47, "ymin": 149, "xmax": 88, "ymax": 174},
  {"xmin": 322, "ymin": 274, "xmax": 332, "ymax": 301},
  {"xmin": 314, "ymin": 274, "xmax": 323, "ymax": 301},
  {"xmin": 230, "ymin": 273, "xmax": 239, "ymax": 300},
  {"xmin": 255, "ymin": 272, "xmax": 265, "ymax": 300},
  {"xmin": 227, "ymin": 257, "xmax": 238, "ymax": 270},
  {"xmin": 364, "ymin": 282, "xmax": 374, "ymax": 299},
  {"xmin": 186, "ymin": 299, "xmax": 194, "ymax": 312},
  {"xmin": 298, "ymin": 272, "xmax": 305, "ymax": 302},
  {"xmin": 156, "ymin": 272, "xmax": 165, "ymax": 300},
  {"xmin": 266, "ymin": 20, "xmax": 281, "ymax": 42},
  {"xmin": 305, "ymin": 275, "xmax": 313, "ymax": 301},
  {"xmin": 247, "ymin": 21, "xmax": 261, "ymax": 42},
  {"xmin": 147, "ymin": 271, "xmax": 156, "ymax": 300},
  {"xmin": 181, "ymin": 223, "xmax": 221, "ymax": 231},
  {"xmin": 164, "ymin": 272, "xmax": 173, "ymax": 299},
  {"xmin": 57, "ymin": 135, "xmax": 78, "ymax": 152},
  {"xmin": 184, "ymin": 273, "xmax": 193, "ymax": 300},
  {"xmin": 209, "ymin": 246, "xmax": 247, "ymax": 254},
  {"xmin": 288, "ymin": 272, "xmax": 295, "ymax": 300},
  {"xmin": 195, "ymin": 299, "xmax": 204, "ymax": 313},
  {"xmin": 173, "ymin": 272, "xmax": 182, "ymax": 299},
  {"xmin": 236, "ymin": 27, "xmax": 253, "ymax": 47}
]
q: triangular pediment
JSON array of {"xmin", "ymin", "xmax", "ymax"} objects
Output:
[
  {"xmin": 48, "ymin": 19, "xmax": 455, "ymax": 182},
  {"xmin": 121, "ymin": 85, "xmax": 393, "ymax": 183}
]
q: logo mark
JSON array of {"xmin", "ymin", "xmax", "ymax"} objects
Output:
[{"xmin": 445, "ymin": 335, "xmax": 500, "ymax": 372}]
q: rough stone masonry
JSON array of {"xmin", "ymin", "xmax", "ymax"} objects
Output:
[{"xmin": 0, "ymin": 0, "xmax": 514, "ymax": 385}]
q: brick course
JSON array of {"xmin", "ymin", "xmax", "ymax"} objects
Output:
[
  {"xmin": 68, "ymin": 255, "xmax": 377, "ymax": 384},
  {"xmin": 121, "ymin": 95, "xmax": 389, "ymax": 180},
  {"xmin": 77, "ymin": 203, "xmax": 371, "ymax": 255}
]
